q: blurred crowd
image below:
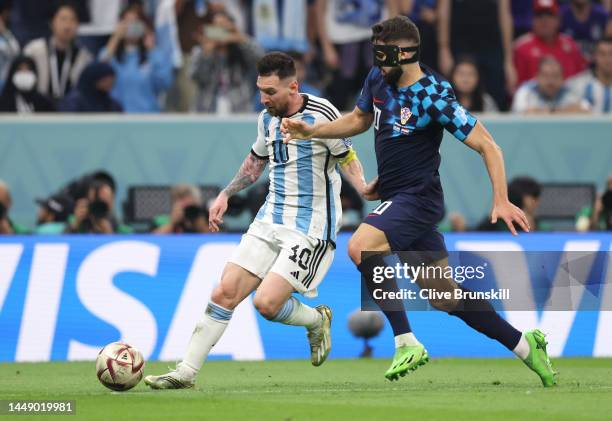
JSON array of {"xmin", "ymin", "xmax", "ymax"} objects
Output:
[
  {"xmin": 0, "ymin": 0, "xmax": 610, "ymax": 114},
  {"xmin": 0, "ymin": 171, "xmax": 610, "ymax": 235}
]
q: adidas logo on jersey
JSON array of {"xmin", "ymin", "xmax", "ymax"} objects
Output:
[{"xmin": 290, "ymin": 271, "xmax": 300, "ymax": 280}]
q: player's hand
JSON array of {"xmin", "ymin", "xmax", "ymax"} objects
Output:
[
  {"xmin": 363, "ymin": 176, "xmax": 380, "ymax": 201},
  {"xmin": 208, "ymin": 191, "xmax": 228, "ymax": 232},
  {"xmin": 281, "ymin": 118, "xmax": 315, "ymax": 144},
  {"xmin": 491, "ymin": 200, "xmax": 530, "ymax": 235}
]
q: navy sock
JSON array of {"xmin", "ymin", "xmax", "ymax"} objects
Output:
[
  {"xmin": 449, "ymin": 287, "xmax": 522, "ymax": 350},
  {"xmin": 358, "ymin": 253, "xmax": 412, "ymax": 336}
]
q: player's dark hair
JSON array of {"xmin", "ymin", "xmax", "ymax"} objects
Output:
[
  {"xmin": 257, "ymin": 52, "xmax": 296, "ymax": 79},
  {"xmin": 371, "ymin": 16, "xmax": 420, "ymax": 45}
]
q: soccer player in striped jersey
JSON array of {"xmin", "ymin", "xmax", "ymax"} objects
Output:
[
  {"xmin": 282, "ymin": 16, "xmax": 558, "ymax": 387},
  {"xmin": 145, "ymin": 52, "xmax": 376, "ymax": 389}
]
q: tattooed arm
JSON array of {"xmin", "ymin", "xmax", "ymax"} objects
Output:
[{"xmin": 208, "ymin": 152, "xmax": 268, "ymax": 232}]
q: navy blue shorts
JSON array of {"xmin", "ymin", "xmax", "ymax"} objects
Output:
[{"xmin": 363, "ymin": 188, "xmax": 448, "ymax": 255}]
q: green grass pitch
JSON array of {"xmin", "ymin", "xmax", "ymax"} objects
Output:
[{"xmin": 1, "ymin": 358, "xmax": 611, "ymax": 420}]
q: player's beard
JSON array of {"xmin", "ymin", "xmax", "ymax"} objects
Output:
[
  {"xmin": 266, "ymin": 102, "xmax": 289, "ymax": 117},
  {"xmin": 383, "ymin": 66, "xmax": 403, "ymax": 86}
]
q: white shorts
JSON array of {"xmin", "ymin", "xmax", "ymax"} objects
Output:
[{"xmin": 229, "ymin": 219, "xmax": 335, "ymax": 298}]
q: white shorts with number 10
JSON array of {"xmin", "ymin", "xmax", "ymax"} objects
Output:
[{"xmin": 229, "ymin": 219, "xmax": 335, "ymax": 298}]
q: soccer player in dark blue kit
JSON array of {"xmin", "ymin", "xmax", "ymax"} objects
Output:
[{"xmin": 282, "ymin": 16, "xmax": 557, "ymax": 387}]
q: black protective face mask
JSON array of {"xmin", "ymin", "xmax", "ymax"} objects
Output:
[{"xmin": 373, "ymin": 44, "xmax": 420, "ymax": 67}]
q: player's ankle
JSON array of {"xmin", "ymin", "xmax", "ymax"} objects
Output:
[
  {"xmin": 177, "ymin": 362, "xmax": 198, "ymax": 380},
  {"xmin": 394, "ymin": 332, "xmax": 420, "ymax": 348}
]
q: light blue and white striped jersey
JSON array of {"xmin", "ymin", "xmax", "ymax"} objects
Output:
[
  {"xmin": 251, "ymin": 94, "xmax": 352, "ymax": 245},
  {"xmin": 568, "ymin": 70, "xmax": 612, "ymax": 114}
]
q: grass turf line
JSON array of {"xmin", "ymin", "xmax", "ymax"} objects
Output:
[{"xmin": 0, "ymin": 358, "xmax": 610, "ymax": 420}]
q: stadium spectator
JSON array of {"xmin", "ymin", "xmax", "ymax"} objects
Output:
[
  {"xmin": 568, "ymin": 36, "xmax": 612, "ymax": 113},
  {"xmin": 34, "ymin": 193, "xmax": 73, "ymax": 234},
  {"xmin": 190, "ymin": 8, "xmax": 263, "ymax": 113},
  {"xmin": 164, "ymin": 0, "xmax": 206, "ymax": 112},
  {"xmin": 59, "ymin": 62, "xmax": 123, "ymax": 112},
  {"xmin": 477, "ymin": 176, "xmax": 542, "ymax": 231},
  {"xmin": 401, "ymin": 0, "xmax": 438, "ymax": 70},
  {"xmin": 23, "ymin": 2, "xmax": 93, "ymax": 101},
  {"xmin": 560, "ymin": 0, "xmax": 609, "ymax": 60},
  {"xmin": 315, "ymin": 0, "xmax": 398, "ymax": 111},
  {"xmin": 76, "ymin": 0, "xmax": 122, "ymax": 56},
  {"xmin": 254, "ymin": 51, "xmax": 320, "ymax": 112},
  {"xmin": 513, "ymin": 0, "xmax": 587, "ymax": 86},
  {"xmin": 0, "ymin": 179, "xmax": 27, "ymax": 234},
  {"xmin": 8, "ymin": 0, "xmax": 55, "ymax": 46},
  {"xmin": 152, "ymin": 184, "xmax": 210, "ymax": 234},
  {"xmin": 576, "ymin": 175, "xmax": 612, "ymax": 231},
  {"xmin": 0, "ymin": 56, "xmax": 55, "ymax": 112},
  {"xmin": 450, "ymin": 56, "xmax": 499, "ymax": 112},
  {"xmin": 437, "ymin": 0, "xmax": 515, "ymax": 110},
  {"xmin": 251, "ymin": 0, "xmax": 311, "ymax": 54},
  {"xmin": 511, "ymin": 0, "xmax": 535, "ymax": 39},
  {"xmin": 100, "ymin": 4, "xmax": 173, "ymax": 113},
  {"xmin": 512, "ymin": 56, "xmax": 589, "ymax": 113},
  {"xmin": 65, "ymin": 178, "xmax": 132, "ymax": 234},
  {"xmin": 0, "ymin": 0, "xmax": 19, "ymax": 91}
]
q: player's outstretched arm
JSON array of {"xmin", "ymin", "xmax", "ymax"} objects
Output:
[
  {"xmin": 281, "ymin": 106, "xmax": 374, "ymax": 143},
  {"xmin": 338, "ymin": 149, "xmax": 379, "ymax": 201},
  {"xmin": 464, "ymin": 121, "xmax": 530, "ymax": 235},
  {"xmin": 208, "ymin": 153, "xmax": 268, "ymax": 232}
]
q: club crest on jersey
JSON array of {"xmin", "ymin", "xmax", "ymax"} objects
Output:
[{"xmin": 400, "ymin": 107, "xmax": 412, "ymax": 125}]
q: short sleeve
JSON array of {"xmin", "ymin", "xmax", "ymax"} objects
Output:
[
  {"xmin": 328, "ymin": 137, "xmax": 353, "ymax": 158},
  {"xmin": 426, "ymin": 88, "xmax": 477, "ymax": 142},
  {"xmin": 356, "ymin": 68, "xmax": 375, "ymax": 113},
  {"xmin": 251, "ymin": 111, "xmax": 269, "ymax": 159}
]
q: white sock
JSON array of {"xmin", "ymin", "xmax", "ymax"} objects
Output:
[
  {"xmin": 513, "ymin": 332, "xmax": 530, "ymax": 360},
  {"xmin": 395, "ymin": 332, "xmax": 420, "ymax": 348},
  {"xmin": 179, "ymin": 302, "xmax": 233, "ymax": 378},
  {"xmin": 271, "ymin": 296, "xmax": 322, "ymax": 329}
]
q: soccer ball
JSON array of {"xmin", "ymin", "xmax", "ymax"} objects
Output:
[{"xmin": 96, "ymin": 342, "xmax": 145, "ymax": 391}]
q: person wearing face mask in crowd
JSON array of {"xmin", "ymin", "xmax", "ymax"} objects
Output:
[
  {"xmin": 0, "ymin": 55, "xmax": 55, "ymax": 112},
  {"xmin": 99, "ymin": 4, "xmax": 173, "ymax": 113},
  {"xmin": 59, "ymin": 61, "xmax": 122, "ymax": 112},
  {"xmin": 23, "ymin": 2, "xmax": 92, "ymax": 102}
]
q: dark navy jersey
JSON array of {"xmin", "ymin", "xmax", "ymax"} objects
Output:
[{"xmin": 357, "ymin": 65, "xmax": 477, "ymax": 201}]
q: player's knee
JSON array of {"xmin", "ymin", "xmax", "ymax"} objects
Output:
[
  {"xmin": 428, "ymin": 296, "xmax": 461, "ymax": 313},
  {"xmin": 211, "ymin": 283, "xmax": 241, "ymax": 310},
  {"xmin": 348, "ymin": 237, "xmax": 365, "ymax": 265},
  {"xmin": 253, "ymin": 295, "xmax": 282, "ymax": 320}
]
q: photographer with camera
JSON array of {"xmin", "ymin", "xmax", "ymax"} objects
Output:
[
  {"xmin": 0, "ymin": 179, "xmax": 28, "ymax": 234},
  {"xmin": 190, "ymin": 7, "xmax": 263, "ymax": 113},
  {"xmin": 34, "ymin": 193, "xmax": 73, "ymax": 234},
  {"xmin": 64, "ymin": 175, "xmax": 132, "ymax": 234},
  {"xmin": 153, "ymin": 184, "xmax": 210, "ymax": 234}
]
